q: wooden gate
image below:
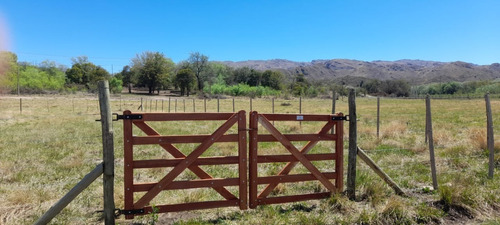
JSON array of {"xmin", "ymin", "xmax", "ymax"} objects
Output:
[
  {"xmin": 121, "ymin": 110, "xmax": 247, "ymax": 219},
  {"xmin": 248, "ymin": 112, "xmax": 344, "ymax": 208}
]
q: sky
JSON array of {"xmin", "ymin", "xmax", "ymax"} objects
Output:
[{"xmin": 0, "ymin": 0, "xmax": 499, "ymax": 73}]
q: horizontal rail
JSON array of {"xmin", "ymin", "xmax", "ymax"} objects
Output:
[
  {"xmin": 133, "ymin": 134, "xmax": 239, "ymax": 144},
  {"xmin": 128, "ymin": 112, "xmax": 236, "ymax": 121},
  {"xmin": 257, "ymin": 134, "xmax": 337, "ymax": 142},
  {"xmin": 134, "ymin": 178, "xmax": 240, "ymax": 191},
  {"xmin": 257, "ymin": 153, "xmax": 336, "ymax": 163},
  {"xmin": 257, "ymin": 172, "xmax": 337, "ymax": 185},
  {"xmin": 134, "ymin": 156, "xmax": 240, "ymax": 168},
  {"xmin": 261, "ymin": 114, "xmax": 334, "ymax": 121},
  {"xmin": 256, "ymin": 192, "xmax": 331, "ymax": 206},
  {"xmin": 140, "ymin": 200, "xmax": 240, "ymax": 215}
]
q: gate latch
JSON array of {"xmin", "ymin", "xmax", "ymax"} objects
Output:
[
  {"xmin": 113, "ymin": 113, "xmax": 143, "ymax": 121},
  {"xmin": 332, "ymin": 115, "xmax": 349, "ymax": 121}
]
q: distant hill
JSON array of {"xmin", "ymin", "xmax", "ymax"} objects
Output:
[{"xmin": 219, "ymin": 59, "xmax": 500, "ymax": 85}]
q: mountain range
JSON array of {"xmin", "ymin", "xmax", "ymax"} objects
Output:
[{"xmin": 220, "ymin": 59, "xmax": 500, "ymax": 85}]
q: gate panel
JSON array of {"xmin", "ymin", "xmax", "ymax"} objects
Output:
[
  {"xmin": 248, "ymin": 112, "xmax": 344, "ymax": 208},
  {"xmin": 122, "ymin": 110, "xmax": 247, "ymax": 219}
]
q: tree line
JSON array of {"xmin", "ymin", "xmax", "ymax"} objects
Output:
[{"xmin": 2, "ymin": 51, "xmax": 497, "ymax": 97}]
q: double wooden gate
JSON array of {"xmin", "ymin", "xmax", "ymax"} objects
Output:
[{"xmin": 121, "ymin": 110, "xmax": 344, "ymax": 218}]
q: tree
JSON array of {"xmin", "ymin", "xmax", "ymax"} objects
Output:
[
  {"xmin": 119, "ymin": 65, "xmax": 135, "ymax": 93},
  {"xmin": 175, "ymin": 68, "xmax": 195, "ymax": 96},
  {"xmin": 247, "ymin": 69, "xmax": 262, "ymax": 86},
  {"xmin": 188, "ymin": 52, "xmax": 208, "ymax": 91},
  {"xmin": 66, "ymin": 56, "xmax": 110, "ymax": 90},
  {"xmin": 261, "ymin": 70, "xmax": 283, "ymax": 90},
  {"xmin": 131, "ymin": 51, "xmax": 174, "ymax": 94}
]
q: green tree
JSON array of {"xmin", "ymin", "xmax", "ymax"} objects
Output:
[
  {"xmin": 261, "ymin": 70, "xmax": 283, "ymax": 90},
  {"xmin": 247, "ymin": 69, "xmax": 262, "ymax": 86},
  {"xmin": 119, "ymin": 65, "xmax": 135, "ymax": 93},
  {"xmin": 66, "ymin": 56, "xmax": 110, "ymax": 90},
  {"xmin": 175, "ymin": 68, "xmax": 195, "ymax": 96},
  {"xmin": 188, "ymin": 52, "xmax": 209, "ymax": 91},
  {"xmin": 131, "ymin": 51, "xmax": 174, "ymax": 94}
]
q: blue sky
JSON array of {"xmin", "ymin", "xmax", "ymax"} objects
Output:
[{"xmin": 1, "ymin": 1, "xmax": 499, "ymax": 73}]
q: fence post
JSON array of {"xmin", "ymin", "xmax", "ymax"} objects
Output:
[
  {"xmin": 377, "ymin": 97, "xmax": 380, "ymax": 138},
  {"xmin": 162, "ymin": 99, "xmax": 164, "ymax": 112},
  {"xmin": 193, "ymin": 98, "xmax": 196, "ymax": 112},
  {"xmin": 204, "ymin": 98, "xmax": 207, "ymax": 112},
  {"xmin": 98, "ymin": 81, "xmax": 115, "ymax": 224},
  {"xmin": 426, "ymin": 95, "xmax": 438, "ymax": 190},
  {"xmin": 140, "ymin": 98, "xmax": 143, "ymax": 112},
  {"xmin": 155, "ymin": 100, "xmax": 158, "ymax": 111},
  {"xmin": 347, "ymin": 89, "xmax": 357, "ymax": 200},
  {"xmin": 485, "ymin": 93, "xmax": 495, "ymax": 179},
  {"xmin": 184, "ymin": 99, "xmax": 186, "ymax": 112},
  {"xmin": 331, "ymin": 92, "xmax": 336, "ymax": 134},
  {"xmin": 250, "ymin": 98, "xmax": 252, "ymax": 111},
  {"xmin": 233, "ymin": 98, "xmax": 235, "ymax": 112},
  {"xmin": 20, "ymin": 98, "xmax": 22, "ymax": 114},
  {"xmin": 168, "ymin": 97, "xmax": 171, "ymax": 112},
  {"xmin": 217, "ymin": 97, "xmax": 220, "ymax": 112}
]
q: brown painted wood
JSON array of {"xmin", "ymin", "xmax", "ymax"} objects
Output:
[
  {"xmin": 258, "ymin": 116, "xmax": 337, "ymax": 193},
  {"xmin": 134, "ymin": 114, "xmax": 238, "ymax": 208},
  {"xmin": 257, "ymin": 192, "xmax": 331, "ymax": 206},
  {"xmin": 237, "ymin": 110, "xmax": 248, "ymax": 209},
  {"xmin": 133, "ymin": 156, "xmax": 240, "ymax": 168},
  {"xmin": 249, "ymin": 111, "xmax": 259, "ymax": 209},
  {"xmin": 133, "ymin": 178, "xmax": 240, "ymax": 191},
  {"xmin": 257, "ymin": 153, "xmax": 336, "ymax": 163},
  {"xmin": 258, "ymin": 119, "xmax": 336, "ymax": 199},
  {"xmin": 257, "ymin": 172, "xmax": 337, "ymax": 184},
  {"xmin": 123, "ymin": 110, "xmax": 135, "ymax": 219},
  {"xmin": 132, "ymin": 121, "xmax": 237, "ymax": 201},
  {"xmin": 132, "ymin": 134, "xmax": 239, "ymax": 144},
  {"xmin": 257, "ymin": 134, "xmax": 337, "ymax": 142},
  {"xmin": 136, "ymin": 112, "xmax": 234, "ymax": 121},
  {"xmin": 141, "ymin": 200, "xmax": 239, "ymax": 215},
  {"xmin": 261, "ymin": 113, "xmax": 332, "ymax": 121},
  {"xmin": 335, "ymin": 114, "xmax": 344, "ymax": 192}
]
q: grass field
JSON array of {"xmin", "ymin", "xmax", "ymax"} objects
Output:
[{"xmin": 0, "ymin": 94, "xmax": 499, "ymax": 224}]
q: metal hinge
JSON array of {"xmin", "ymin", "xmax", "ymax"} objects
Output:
[
  {"xmin": 332, "ymin": 115, "xmax": 349, "ymax": 121},
  {"xmin": 113, "ymin": 113, "xmax": 143, "ymax": 121}
]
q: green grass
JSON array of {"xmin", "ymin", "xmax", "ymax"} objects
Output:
[{"xmin": 0, "ymin": 94, "xmax": 499, "ymax": 224}]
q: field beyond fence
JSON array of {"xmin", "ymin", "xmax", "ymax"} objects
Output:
[{"xmin": 0, "ymin": 94, "xmax": 499, "ymax": 224}]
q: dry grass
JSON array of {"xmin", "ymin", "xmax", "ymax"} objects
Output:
[{"xmin": 0, "ymin": 94, "xmax": 499, "ymax": 224}]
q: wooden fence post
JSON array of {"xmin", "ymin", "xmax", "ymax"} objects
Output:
[
  {"xmin": 140, "ymin": 98, "xmax": 143, "ymax": 112},
  {"xmin": 20, "ymin": 98, "xmax": 22, "ymax": 114},
  {"xmin": 204, "ymin": 98, "xmax": 207, "ymax": 112},
  {"xmin": 98, "ymin": 81, "xmax": 115, "ymax": 224},
  {"xmin": 175, "ymin": 99, "xmax": 177, "ymax": 112},
  {"xmin": 426, "ymin": 95, "xmax": 438, "ymax": 190},
  {"xmin": 250, "ymin": 98, "xmax": 252, "ymax": 111},
  {"xmin": 217, "ymin": 97, "xmax": 220, "ymax": 112},
  {"xmin": 183, "ymin": 99, "xmax": 186, "ymax": 112},
  {"xmin": 331, "ymin": 92, "xmax": 336, "ymax": 134},
  {"xmin": 377, "ymin": 97, "xmax": 380, "ymax": 138},
  {"xmin": 485, "ymin": 93, "xmax": 495, "ymax": 179},
  {"xmin": 193, "ymin": 98, "xmax": 196, "ymax": 112},
  {"xmin": 168, "ymin": 97, "xmax": 171, "ymax": 112},
  {"xmin": 233, "ymin": 98, "xmax": 235, "ymax": 112},
  {"xmin": 347, "ymin": 89, "xmax": 357, "ymax": 200}
]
